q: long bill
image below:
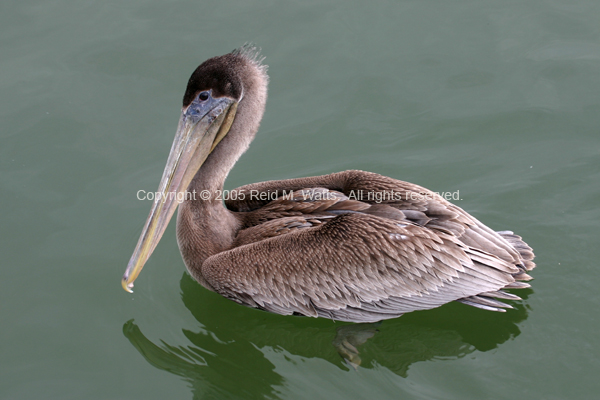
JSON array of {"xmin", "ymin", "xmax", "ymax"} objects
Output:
[{"xmin": 122, "ymin": 95, "xmax": 237, "ymax": 292}]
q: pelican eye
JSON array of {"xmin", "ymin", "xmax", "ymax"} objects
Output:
[{"xmin": 198, "ymin": 91, "xmax": 210, "ymax": 101}]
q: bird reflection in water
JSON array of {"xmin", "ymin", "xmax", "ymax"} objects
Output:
[{"xmin": 123, "ymin": 274, "xmax": 531, "ymax": 399}]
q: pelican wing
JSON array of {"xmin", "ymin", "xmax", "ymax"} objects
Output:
[
  {"xmin": 226, "ymin": 170, "xmax": 535, "ymax": 270},
  {"xmin": 201, "ymin": 212, "xmax": 526, "ymax": 323}
]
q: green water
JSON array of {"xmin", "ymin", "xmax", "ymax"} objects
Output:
[{"xmin": 2, "ymin": 0, "xmax": 600, "ymax": 399}]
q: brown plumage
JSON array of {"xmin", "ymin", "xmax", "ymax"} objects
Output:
[{"xmin": 123, "ymin": 45, "xmax": 536, "ymax": 323}]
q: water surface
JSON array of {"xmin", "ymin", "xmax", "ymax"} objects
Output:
[{"xmin": 2, "ymin": 0, "xmax": 600, "ymax": 399}]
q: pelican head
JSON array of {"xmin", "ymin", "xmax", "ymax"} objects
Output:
[{"xmin": 122, "ymin": 46, "xmax": 267, "ymax": 292}]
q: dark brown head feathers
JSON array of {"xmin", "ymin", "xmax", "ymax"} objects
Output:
[{"xmin": 183, "ymin": 45, "xmax": 267, "ymax": 107}]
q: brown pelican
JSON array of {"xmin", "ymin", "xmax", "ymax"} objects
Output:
[{"xmin": 122, "ymin": 45, "xmax": 535, "ymax": 323}]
